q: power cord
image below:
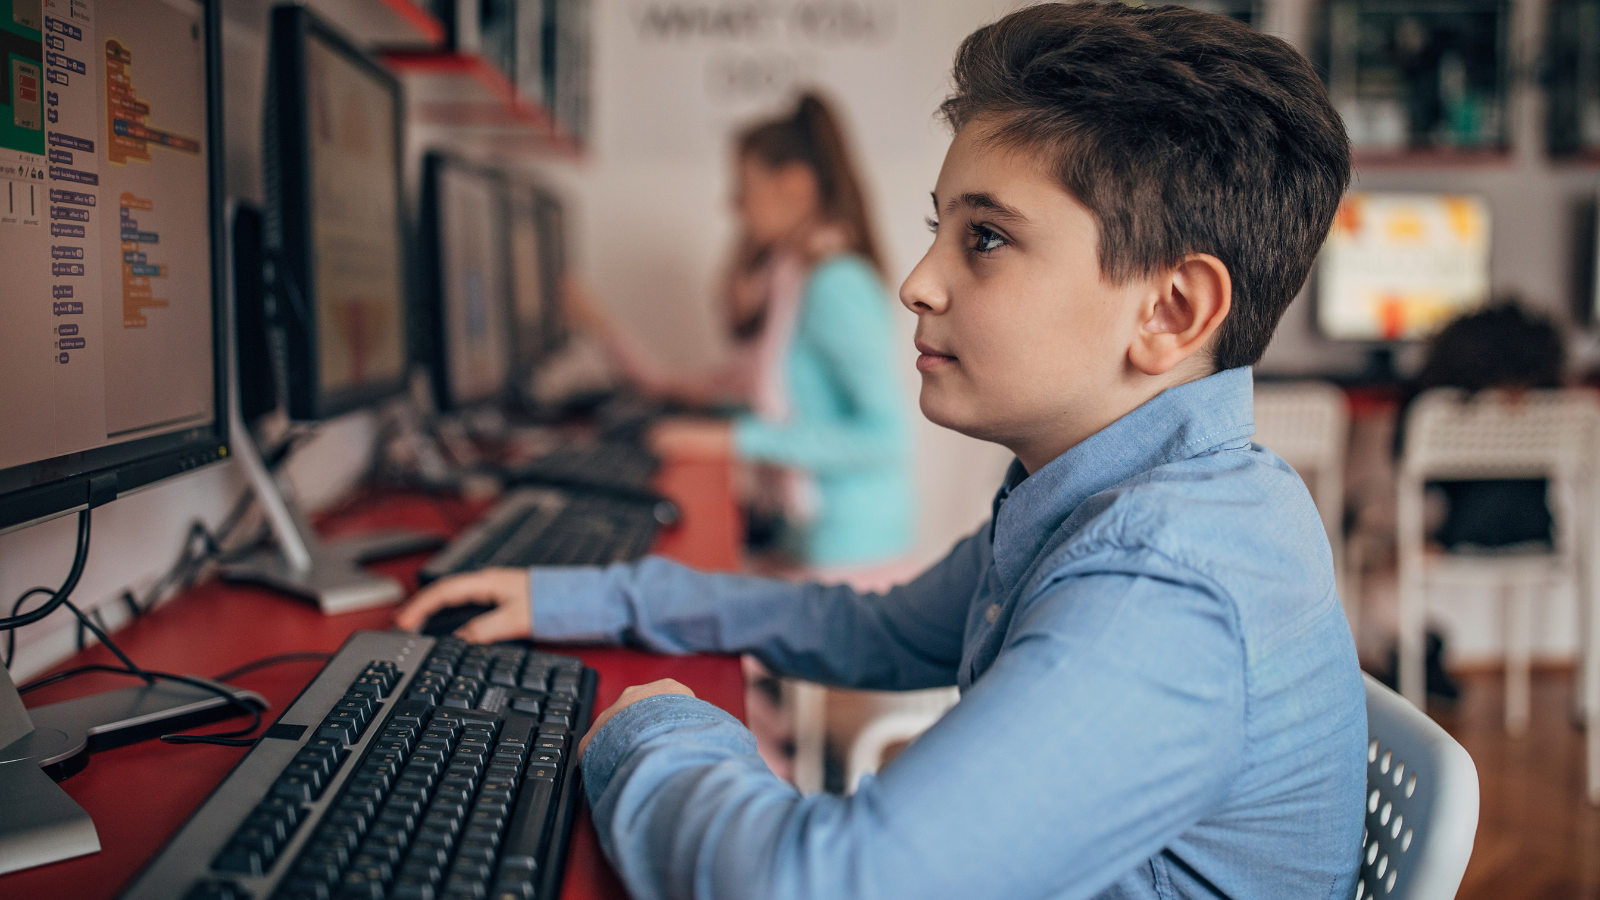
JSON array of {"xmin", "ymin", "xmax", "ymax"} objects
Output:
[
  {"xmin": 213, "ymin": 651, "xmax": 332, "ymax": 682},
  {"xmin": 2, "ymin": 509, "xmax": 268, "ymax": 746}
]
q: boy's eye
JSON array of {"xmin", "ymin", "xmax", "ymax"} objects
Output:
[
  {"xmin": 924, "ymin": 216, "xmax": 939, "ymax": 234},
  {"xmin": 967, "ymin": 223, "xmax": 1007, "ymax": 254}
]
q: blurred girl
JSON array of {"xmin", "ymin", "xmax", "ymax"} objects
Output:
[{"xmin": 580, "ymin": 92, "xmax": 915, "ymax": 573}]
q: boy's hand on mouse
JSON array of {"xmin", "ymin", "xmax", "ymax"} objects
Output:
[
  {"xmin": 577, "ymin": 679, "xmax": 696, "ymax": 761},
  {"xmin": 394, "ymin": 568, "xmax": 532, "ymax": 643}
]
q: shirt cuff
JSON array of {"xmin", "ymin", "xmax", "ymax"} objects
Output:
[
  {"xmin": 579, "ymin": 692, "xmax": 746, "ymax": 802},
  {"xmin": 531, "ymin": 566, "xmax": 633, "ymax": 643}
]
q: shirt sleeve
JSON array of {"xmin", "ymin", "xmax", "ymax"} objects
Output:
[
  {"xmin": 579, "ymin": 569, "xmax": 1248, "ymax": 900},
  {"xmin": 732, "ymin": 256, "xmax": 908, "ymax": 473},
  {"xmin": 531, "ymin": 527, "xmax": 988, "ymax": 690}
]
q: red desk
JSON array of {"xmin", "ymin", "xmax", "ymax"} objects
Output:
[{"xmin": 2, "ymin": 456, "xmax": 746, "ymax": 900}]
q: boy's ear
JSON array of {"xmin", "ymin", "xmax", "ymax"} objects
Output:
[{"xmin": 1128, "ymin": 253, "xmax": 1232, "ymax": 377}]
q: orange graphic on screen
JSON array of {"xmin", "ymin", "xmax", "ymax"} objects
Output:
[
  {"xmin": 1377, "ymin": 295, "xmax": 1407, "ymax": 340},
  {"xmin": 120, "ymin": 193, "xmax": 170, "ymax": 328},
  {"xmin": 1333, "ymin": 195, "xmax": 1365, "ymax": 236},
  {"xmin": 104, "ymin": 38, "xmax": 201, "ymax": 165}
]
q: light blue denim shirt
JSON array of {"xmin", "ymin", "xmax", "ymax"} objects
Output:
[{"xmin": 533, "ymin": 366, "xmax": 1366, "ymax": 900}]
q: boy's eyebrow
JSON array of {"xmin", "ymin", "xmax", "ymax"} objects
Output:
[{"xmin": 933, "ymin": 191, "xmax": 1030, "ymax": 225}]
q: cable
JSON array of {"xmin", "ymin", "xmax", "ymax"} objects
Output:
[
  {"xmin": 4, "ymin": 507, "xmax": 268, "ymax": 746},
  {"xmin": 18, "ymin": 663, "xmax": 266, "ymax": 747},
  {"xmin": 4, "ymin": 587, "xmax": 55, "ymax": 669},
  {"xmin": 0, "ymin": 510, "xmax": 92, "ymax": 633},
  {"xmin": 214, "ymin": 651, "xmax": 331, "ymax": 682},
  {"xmin": 53, "ymin": 600, "xmax": 265, "ymax": 746}
]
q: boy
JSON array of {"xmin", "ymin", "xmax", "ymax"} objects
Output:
[{"xmin": 397, "ymin": 3, "xmax": 1363, "ymax": 898}]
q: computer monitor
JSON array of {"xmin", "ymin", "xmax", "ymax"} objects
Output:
[
  {"xmin": 532, "ymin": 186, "xmax": 570, "ymax": 356},
  {"xmin": 507, "ymin": 183, "xmax": 546, "ymax": 395},
  {"xmin": 418, "ymin": 152, "xmax": 514, "ymax": 412},
  {"xmin": 507, "ymin": 182, "xmax": 572, "ymax": 396},
  {"xmin": 262, "ymin": 4, "xmax": 410, "ymax": 421},
  {"xmin": 0, "ymin": 0, "xmax": 229, "ymax": 535},
  {"xmin": 1317, "ymin": 192, "xmax": 1492, "ymax": 342},
  {"xmin": 0, "ymin": 0, "xmax": 262, "ymax": 875},
  {"xmin": 220, "ymin": 6, "xmax": 439, "ymax": 614}
]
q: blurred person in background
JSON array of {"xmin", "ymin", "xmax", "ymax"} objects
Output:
[
  {"xmin": 567, "ymin": 92, "xmax": 916, "ymax": 781},
  {"xmin": 1387, "ymin": 299, "xmax": 1568, "ymax": 698},
  {"xmin": 571, "ymin": 91, "xmax": 914, "ymax": 576}
]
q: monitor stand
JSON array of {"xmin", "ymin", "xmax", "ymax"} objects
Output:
[
  {"xmin": 220, "ymin": 423, "xmax": 444, "ymax": 615},
  {"xmin": 0, "ymin": 663, "xmax": 265, "ymax": 875},
  {"xmin": 1359, "ymin": 347, "xmax": 1401, "ymax": 385}
]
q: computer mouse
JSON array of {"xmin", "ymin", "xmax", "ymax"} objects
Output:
[{"xmin": 420, "ymin": 602, "xmax": 496, "ymax": 637}]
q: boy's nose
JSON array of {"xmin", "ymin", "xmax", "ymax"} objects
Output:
[{"xmin": 899, "ymin": 252, "xmax": 949, "ymax": 315}]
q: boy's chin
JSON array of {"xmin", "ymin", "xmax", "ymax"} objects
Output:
[{"xmin": 918, "ymin": 388, "xmax": 991, "ymax": 441}]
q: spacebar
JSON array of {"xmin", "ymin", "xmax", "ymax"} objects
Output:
[{"xmin": 500, "ymin": 773, "xmax": 557, "ymax": 873}]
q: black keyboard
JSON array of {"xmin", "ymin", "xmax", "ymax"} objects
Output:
[
  {"xmin": 419, "ymin": 488, "xmax": 662, "ymax": 585},
  {"xmin": 121, "ymin": 630, "xmax": 596, "ymax": 900},
  {"xmin": 502, "ymin": 441, "xmax": 659, "ymax": 499}
]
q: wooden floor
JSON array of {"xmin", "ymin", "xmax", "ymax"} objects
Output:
[{"xmin": 1427, "ymin": 669, "xmax": 1600, "ymax": 899}]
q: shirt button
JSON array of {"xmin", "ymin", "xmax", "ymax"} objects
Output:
[{"xmin": 985, "ymin": 604, "xmax": 1000, "ymax": 624}]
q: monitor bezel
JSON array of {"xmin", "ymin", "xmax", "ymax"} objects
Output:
[
  {"xmin": 531, "ymin": 186, "xmax": 569, "ymax": 358},
  {"xmin": 416, "ymin": 150, "xmax": 516, "ymax": 413},
  {"xmin": 265, "ymin": 5, "xmax": 412, "ymax": 422},
  {"xmin": 505, "ymin": 179, "xmax": 559, "ymax": 398},
  {"xmin": 0, "ymin": 0, "xmax": 231, "ymax": 536}
]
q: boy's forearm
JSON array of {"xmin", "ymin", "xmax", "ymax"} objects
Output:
[{"xmin": 533, "ymin": 553, "xmax": 969, "ymax": 690}]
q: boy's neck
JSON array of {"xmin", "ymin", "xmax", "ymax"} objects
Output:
[{"xmin": 1008, "ymin": 362, "xmax": 1215, "ymax": 475}]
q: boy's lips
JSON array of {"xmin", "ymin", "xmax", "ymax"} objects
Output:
[{"xmin": 915, "ymin": 340, "xmax": 956, "ymax": 372}]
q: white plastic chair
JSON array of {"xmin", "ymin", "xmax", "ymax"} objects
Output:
[
  {"xmin": 1359, "ymin": 673, "xmax": 1480, "ymax": 900},
  {"xmin": 1253, "ymin": 381, "xmax": 1354, "ymax": 631},
  {"xmin": 842, "ymin": 687, "xmax": 959, "ymax": 793},
  {"xmin": 1395, "ymin": 390, "xmax": 1600, "ymax": 747}
]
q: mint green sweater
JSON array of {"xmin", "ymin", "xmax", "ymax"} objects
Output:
[{"xmin": 731, "ymin": 254, "xmax": 914, "ymax": 566}]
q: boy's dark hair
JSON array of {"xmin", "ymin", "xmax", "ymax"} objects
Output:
[
  {"xmin": 941, "ymin": 2, "xmax": 1351, "ymax": 370},
  {"xmin": 1417, "ymin": 299, "xmax": 1566, "ymax": 394}
]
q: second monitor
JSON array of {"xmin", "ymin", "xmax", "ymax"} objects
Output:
[{"xmin": 418, "ymin": 152, "xmax": 514, "ymax": 413}]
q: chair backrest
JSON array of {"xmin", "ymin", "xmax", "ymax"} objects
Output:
[
  {"xmin": 1396, "ymin": 388, "xmax": 1600, "ymax": 562},
  {"xmin": 1400, "ymin": 388, "xmax": 1599, "ymax": 483},
  {"xmin": 1253, "ymin": 381, "xmax": 1349, "ymax": 537},
  {"xmin": 1359, "ymin": 673, "xmax": 1479, "ymax": 900}
]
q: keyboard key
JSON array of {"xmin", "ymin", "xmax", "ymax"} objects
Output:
[
  {"xmin": 391, "ymin": 876, "xmax": 438, "ymax": 900},
  {"xmin": 274, "ymin": 774, "xmax": 319, "ymax": 804},
  {"xmin": 281, "ymin": 875, "xmax": 335, "ymax": 900},
  {"xmin": 317, "ymin": 719, "xmax": 358, "ymax": 745},
  {"xmin": 285, "ymin": 760, "xmax": 327, "ymax": 793},
  {"xmin": 500, "ymin": 777, "xmax": 554, "ymax": 871},
  {"xmin": 212, "ymin": 842, "xmax": 265, "ymax": 876},
  {"xmin": 488, "ymin": 881, "xmax": 534, "ymax": 900}
]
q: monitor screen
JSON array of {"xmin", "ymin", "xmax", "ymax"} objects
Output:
[
  {"xmin": 429, "ymin": 156, "xmax": 511, "ymax": 409},
  {"xmin": 532, "ymin": 188, "xmax": 568, "ymax": 355},
  {"xmin": 0, "ymin": 0, "xmax": 228, "ymax": 531},
  {"xmin": 508, "ymin": 189, "xmax": 545, "ymax": 383},
  {"xmin": 306, "ymin": 31, "xmax": 406, "ymax": 403},
  {"xmin": 264, "ymin": 6, "xmax": 408, "ymax": 420},
  {"xmin": 1317, "ymin": 192, "xmax": 1492, "ymax": 342}
]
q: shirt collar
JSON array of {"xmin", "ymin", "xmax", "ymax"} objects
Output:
[{"xmin": 989, "ymin": 366, "xmax": 1258, "ymax": 589}]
